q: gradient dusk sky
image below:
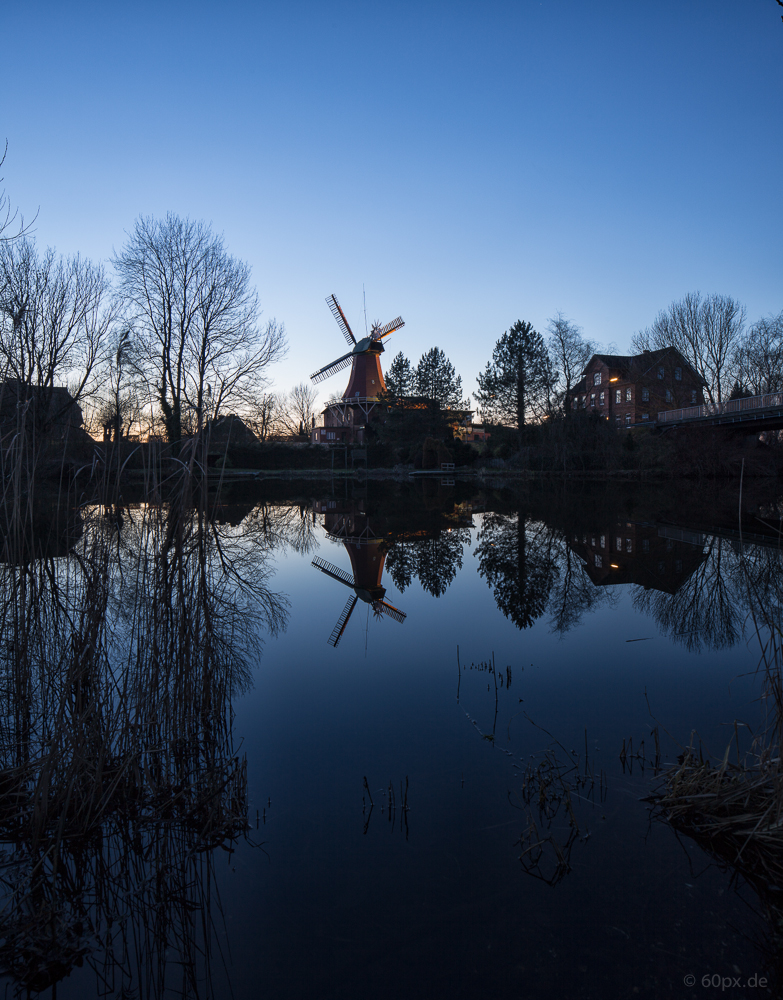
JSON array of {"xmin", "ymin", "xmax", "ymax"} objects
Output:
[{"xmin": 2, "ymin": 1, "xmax": 781, "ymax": 404}]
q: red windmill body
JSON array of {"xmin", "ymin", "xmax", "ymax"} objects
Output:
[{"xmin": 310, "ymin": 295, "xmax": 404, "ymax": 446}]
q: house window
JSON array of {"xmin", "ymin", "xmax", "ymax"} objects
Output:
[
  {"xmin": 615, "ymin": 389, "xmax": 621, "ymax": 404},
  {"xmin": 595, "ymin": 554, "xmax": 602, "ymax": 568},
  {"xmin": 580, "ymin": 396, "xmax": 585, "ymax": 407},
  {"xmin": 616, "ymin": 536, "xmax": 622, "ymax": 550},
  {"xmin": 642, "ymin": 412, "xmax": 649, "ymax": 421},
  {"xmin": 625, "ymin": 413, "xmax": 631, "ymax": 425},
  {"xmin": 691, "ymin": 390, "xmax": 697, "ymax": 404},
  {"xmin": 590, "ymin": 394, "xmax": 596, "ymax": 407},
  {"xmin": 658, "ymin": 366, "xmax": 664, "ymax": 379},
  {"xmin": 642, "ymin": 539, "xmax": 650, "ymax": 553},
  {"xmin": 600, "ymin": 535, "xmax": 605, "ymax": 548},
  {"xmin": 327, "ymin": 431, "xmax": 335, "ymax": 440},
  {"xmin": 675, "ymin": 559, "xmax": 682, "ymax": 573},
  {"xmin": 675, "ymin": 367, "xmax": 682, "ymax": 381},
  {"xmin": 642, "ymin": 387, "xmax": 649, "ymax": 402},
  {"xmin": 615, "ymin": 416, "xmax": 621, "ymax": 426},
  {"xmin": 599, "ymin": 391, "xmax": 605, "ymax": 405},
  {"xmin": 625, "ymin": 388, "xmax": 632, "ymax": 402},
  {"xmin": 591, "ymin": 536, "xmax": 596, "ymax": 547},
  {"xmin": 665, "ymin": 389, "xmax": 672, "ymax": 402},
  {"xmin": 626, "ymin": 538, "xmax": 632, "ymax": 553},
  {"xmin": 594, "ymin": 372, "xmax": 602, "ymax": 385}
]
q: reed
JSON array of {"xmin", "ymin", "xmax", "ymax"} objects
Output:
[{"xmin": 0, "ymin": 443, "xmax": 287, "ymax": 997}]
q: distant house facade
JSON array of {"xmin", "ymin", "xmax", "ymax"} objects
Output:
[{"xmin": 567, "ymin": 348, "xmax": 705, "ymax": 426}]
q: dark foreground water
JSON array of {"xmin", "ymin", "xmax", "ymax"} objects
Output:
[{"xmin": 2, "ymin": 478, "xmax": 782, "ymax": 999}]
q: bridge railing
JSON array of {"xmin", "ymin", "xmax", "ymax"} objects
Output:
[{"xmin": 657, "ymin": 392, "xmax": 783, "ymax": 424}]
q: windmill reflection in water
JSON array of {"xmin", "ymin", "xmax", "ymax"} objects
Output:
[{"xmin": 312, "ymin": 501, "xmax": 405, "ymax": 647}]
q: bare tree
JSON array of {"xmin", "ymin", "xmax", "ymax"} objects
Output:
[
  {"xmin": 243, "ymin": 390, "xmax": 285, "ymax": 442},
  {"xmin": 279, "ymin": 382, "xmax": 319, "ymax": 437},
  {"xmin": 547, "ymin": 313, "xmax": 595, "ymax": 413},
  {"xmin": 113, "ymin": 214, "xmax": 286, "ymax": 447},
  {"xmin": 732, "ymin": 311, "xmax": 783, "ymax": 396},
  {"xmin": 631, "ymin": 292, "xmax": 745, "ymax": 406},
  {"xmin": 0, "ymin": 238, "xmax": 113, "ymax": 430},
  {"xmin": 0, "ymin": 142, "xmax": 36, "ymax": 245}
]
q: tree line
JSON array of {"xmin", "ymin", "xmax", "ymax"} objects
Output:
[
  {"xmin": 466, "ymin": 295, "xmax": 782, "ymax": 439},
  {"xmin": 0, "ymin": 209, "xmax": 300, "ymax": 451},
  {"xmin": 0, "ymin": 157, "xmax": 779, "ymax": 454}
]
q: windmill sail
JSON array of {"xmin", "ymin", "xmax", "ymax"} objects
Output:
[
  {"xmin": 312, "ymin": 556, "xmax": 356, "ymax": 588},
  {"xmin": 328, "ymin": 595, "xmax": 358, "ymax": 647},
  {"xmin": 372, "ymin": 316, "xmax": 405, "ymax": 341},
  {"xmin": 326, "ymin": 295, "xmax": 356, "ymax": 346},
  {"xmin": 372, "ymin": 599, "xmax": 407, "ymax": 624},
  {"xmin": 310, "ymin": 352, "xmax": 354, "ymax": 385}
]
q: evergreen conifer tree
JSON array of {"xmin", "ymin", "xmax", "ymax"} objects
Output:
[
  {"xmin": 414, "ymin": 347, "xmax": 464, "ymax": 408},
  {"xmin": 475, "ymin": 321, "xmax": 552, "ymax": 433},
  {"xmin": 384, "ymin": 352, "xmax": 415, "ymax": 396}
]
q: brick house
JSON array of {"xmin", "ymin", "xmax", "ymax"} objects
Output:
[{"xmin": 567, "ymin": 348, "xmax": 705, "ymax": 426}]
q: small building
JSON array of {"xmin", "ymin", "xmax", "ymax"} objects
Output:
[
  {"xmin": 0, "ymin": 380, "xmax": 83, "ymax": 437},
  {"xmin": 568, "ymin": 348, "xmax": 705, "ymax": 426}
]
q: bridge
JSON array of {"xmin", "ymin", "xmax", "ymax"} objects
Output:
[{"xmin": 657, "ymin": 391, "xmax": 783, "ymax": 432}]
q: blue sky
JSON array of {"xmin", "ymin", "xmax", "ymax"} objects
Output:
[{"xmin": 2, "ymin": 0, "xmax": 781, "ymax": 405}]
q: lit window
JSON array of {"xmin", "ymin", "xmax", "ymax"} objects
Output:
[
  {"xmin": 615, "ymin": 389, "xmax": 621, "ymax": 403},
  {"xmin": 590, "ymin": 394, "xmax": 595, "ymax": 406},
  {"xmin": 658, "ymin": 366, "xmax": 664, "ymax": 379},
  {"xmin": 594, "ymin": 372, "xmax": 602, "ymax": 385},
  {"xmin": 625, "ymin": 413, "xmax": 631, "ymax": 425},
  {"xmin": 625, "ymin": 388, "xmax": 632, "ymax": 402},
  {"xmin": 642, "ymin": 387, "xmax": 649, "ymax": 402},
  {"xmin": 599, "ymin": 391, "xmax": 605, "ymax": 405},
  {"xmin": 675, "ymin": 367, "xmax": 682, "ymax": 381}
]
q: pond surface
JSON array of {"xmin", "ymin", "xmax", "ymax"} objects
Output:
[{"xmin": 2, "ymin": 477, "xmax": 782, "ymax": 999}]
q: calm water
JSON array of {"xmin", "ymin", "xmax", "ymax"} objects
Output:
[{"xmin": 2, "ymin": 478, "xmax": 782, "ymax": 999}]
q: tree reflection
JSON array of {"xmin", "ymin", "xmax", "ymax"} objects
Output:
[
  {"xmin": 546, "ymin": 539, "xmax": 617, "ymax": 634},
  {"xmin": 632, "ymin": 536, "xmax": 745, "ymax": 652},
  {"xmin": 0, "ymin": 489, "xmax": 288, "ymax": 997},
  {"xmin": 474, "ymin": 513, "xmax": 556, "ymax": 629},
  {"xmin": 383, "ymin": 529, "xmax": 471, "ymax": 598}
]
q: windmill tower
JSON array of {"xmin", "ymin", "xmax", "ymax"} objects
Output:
[{"xmin": 310, "ymin": 294, "xmax": 404, "ymax": 445}]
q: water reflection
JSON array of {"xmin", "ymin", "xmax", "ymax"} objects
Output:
[{"xmin": 0, "ymin": 491, "xmax": 288, "ymax": 997}]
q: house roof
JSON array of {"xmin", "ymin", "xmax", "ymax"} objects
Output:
[{"xmin": 570, "ymin": 347, "xmax": 704, "ymax": 394}]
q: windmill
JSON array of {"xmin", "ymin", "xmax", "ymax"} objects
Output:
[
  {"xmin": 310, "ymin": 294, "xmax": 405, "ymax": 399},
  {"xmin": 312, "ymin": 553, "xmax": 406, "ymax": 647}
]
